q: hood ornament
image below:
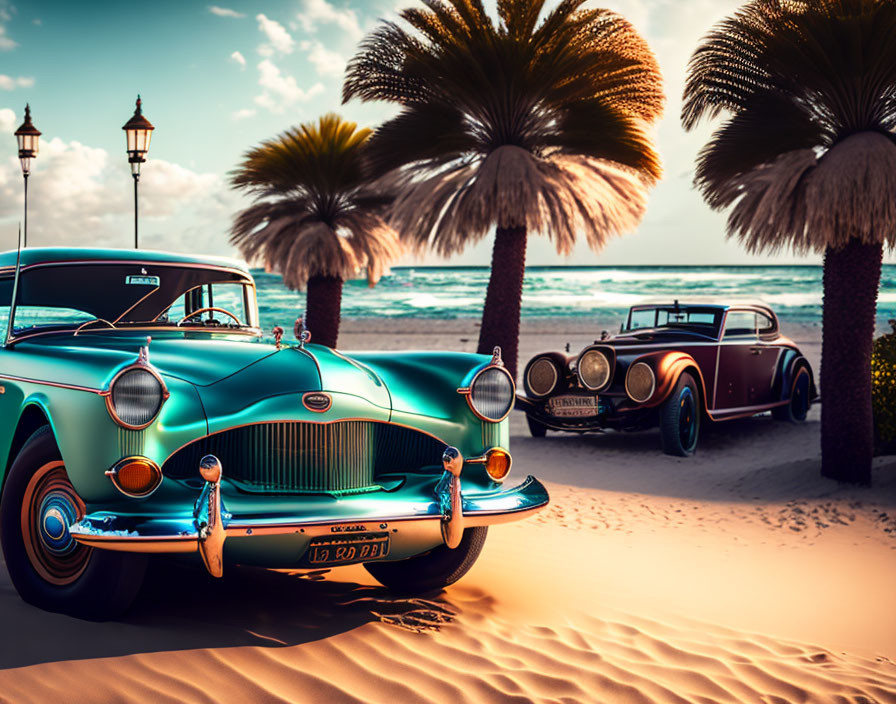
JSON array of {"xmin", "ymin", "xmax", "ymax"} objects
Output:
[
  {"xmin": 272, "ymin": 326, "xmax": 284, "ymax": 350},
  {"xmin": 490, "ymin": 346, "xmax": 504, "ymax": 367},
  {"xmin": 294, "ymin": 311, "xmax": 312, "ymax": 348},
  {"xmin": 138, "ymin": 336, "xmax": 152, "ymax": 364}
]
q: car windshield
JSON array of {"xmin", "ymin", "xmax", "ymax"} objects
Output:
[
  {"xmin": 0, "ymin": 262, "xmax": 259, "ymax": 338},
  {"xmin": 624, "ymin": 306, "xmax": 723, "ymax": 337}
]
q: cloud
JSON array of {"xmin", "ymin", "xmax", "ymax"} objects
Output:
[
  {"xmin": 297, "ymin": 0, "xmax": 363, "ymax": 42},
  {"xmin": 230, "ymin": 50, "xmax": 246, "ymax": 67},
  {"xmin": 300, "ymin": 40, "xmax": 345, "ymax": 77},
  {"xmin": 0, "ymin": 25, "xmax": 16, "ymax": 51},
  {"xmin": 0, "ymin": 75, "xmax": 34, "ymax": 90},
  {"xmin": 0, "ymin": 107, "xmax": 15, "ymax": 133},
  {"xmin": 0, "ymin": 132, "xmax": 245, "ymax": 253},
  {"xmin": 256, "ymin": 13, "xmax": 294, "ymax": 56},
  {"xmin": 253, "ymin": 59, "xmax": 324, "ymax": 112},
  {"xmin": 232, "ymin": 108, "xmax": 256, "ymax": 121},
  {"xmin": 208, "ymin": 6, "xmax": 245, "ymax": 19}
]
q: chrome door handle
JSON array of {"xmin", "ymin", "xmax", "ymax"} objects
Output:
[{"xmin": 750, "ymin": 347, "xmax": 763, "ymax": 355}]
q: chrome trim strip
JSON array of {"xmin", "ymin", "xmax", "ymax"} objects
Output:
[
  {"xmin": 7, "ymin": 326, "xmax": 264, "ymax": 345},
  {"xmin": 0, "ymin": 373, "xmax": 105, "ymax": 395},
  {"xmin": 707, "ymin": 399, "xmax": 789, "ymax": 421}
]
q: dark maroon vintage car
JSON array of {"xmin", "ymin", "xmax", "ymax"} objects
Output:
[{"xmin": 516, "ymin": 302, "xmax": 817, "ymax": 456}]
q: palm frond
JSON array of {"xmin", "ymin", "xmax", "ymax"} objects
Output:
[
  {"xmin": 683, "ymin": 0, "xmax": 896, "ymax": 253},
  {"xmin": 694, "ymin": 91, "xmax": 830, "ymax": 208},
  {"xmin": 229, "ymin": 114, "xmax": 402, "ymax": 289},
  {"xmin": 388, "ymin": 145, "xmax": 649, "ymax": 257},
  {"xmin": 721, "ymin": 133, "xmax": 896, "ymax": 255},
  {"xmin": 344, "ymin": 0, "xmax": 664, "ymax": 256}
]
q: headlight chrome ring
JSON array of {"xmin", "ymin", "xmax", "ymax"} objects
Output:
[
  {"xmin": 577, "ymin": 348, "xmax": 612, "ymax": 391},
  {"xmin": 465, "ymin": 365, "xmax": 515, "ymax": 422},
  {"xmin": 625, "ymin": 362, "xmax": 656, "ymax": 403},
  {"xmin": 105, "ymin": 365, "xmax": 169, "ymax": 430},
  {"xmin": 526, "ymin": 357, "xmax": 559, "ymax": 397}
]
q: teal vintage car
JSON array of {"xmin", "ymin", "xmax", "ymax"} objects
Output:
[{"xmin": 0, "ymin": 248, "xmax": 548, "ymax": 618}]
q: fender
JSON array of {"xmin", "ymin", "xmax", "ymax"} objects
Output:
[
  {"xmin": 774, "ymin": 350, "xmax": 817, "ymax": 402},
  {"xmin": 628, "ymin": 351, "xmax": 710, "ymax": 412},
  {"xmin": 1, "ymin": 395, "xmax": 56, "ymax": 492}
]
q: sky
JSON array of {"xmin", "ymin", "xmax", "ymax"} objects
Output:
[{"xmin": 0, "ymin": 0, "xmax": 892, "ymax": 267}]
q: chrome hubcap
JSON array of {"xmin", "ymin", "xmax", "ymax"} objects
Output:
[{"xmin": 38, "ymin": 494, "xmax": 79, "ymax": 555}]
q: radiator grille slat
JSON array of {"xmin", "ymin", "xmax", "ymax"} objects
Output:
[{"xmin": 162, "ymin": 421, "xmax": 446, "ymax": 494}]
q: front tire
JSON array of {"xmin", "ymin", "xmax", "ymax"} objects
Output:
[
  {"xmin": 364, "ymin": 527, "xmax": 487, "ymax": 593},
  {"xmin": 659, "ymin": 372, "xmax": 701, "ymax": 457},
  {"xmin": 526, "ymin": 414, "xmax": 547, "ymax": 437},
  {"xmin": 773, "ymin": 366, "xmax": 811, "ymax": 423},
  {"xmin": 0, "ymin": 427, "xmax": 148, "ymax": 620}
]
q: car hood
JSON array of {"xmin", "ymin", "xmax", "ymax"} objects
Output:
[{"xmin": 14, "ymin": 335, "xmax": 390, "ymax": 412}]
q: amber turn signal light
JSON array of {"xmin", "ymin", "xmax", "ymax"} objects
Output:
[
  {"xmin": 485, "ymin": 448, "xmax": 511, "ymax": 482},
  {"xmin": 106, "ymin": 457, "xmax": 162, "ymax": 498}
]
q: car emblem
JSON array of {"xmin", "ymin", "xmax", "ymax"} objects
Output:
[{"xmin": 303, "ymin": 392, "xmax": 332, "ymax": 413}]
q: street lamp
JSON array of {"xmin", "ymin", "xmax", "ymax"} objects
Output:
[
  {"xmin": 14, "ymin": 104, "xmax": 41, "ymax": 248},
  {"xmin": 122, "ymin": 95, "xmax": 154, "ymax": 249}
]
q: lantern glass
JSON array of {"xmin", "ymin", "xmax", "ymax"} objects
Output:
[
  {"xmin": 126, "ymin": 127, "xmax": 152, "ymax": 156},
  {"xmin": 19, "ymin": 156, "xmax": 32, "ymax": 174}
]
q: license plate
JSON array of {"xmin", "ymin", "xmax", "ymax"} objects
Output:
[
  {"xmin": 547, "ymin": 395, "xmax": 601, "ymax": 417},
  {"xmin": 306, "ymin": 534, "xmax": 390, "ymax": 566}
]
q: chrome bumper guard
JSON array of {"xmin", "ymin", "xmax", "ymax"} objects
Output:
[{"xmin": 70, "ymin": 449, "xmax": 549, "ymax": 578}]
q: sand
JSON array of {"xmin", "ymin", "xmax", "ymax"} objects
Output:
[{"xmin": 1, "ymin": 319, "xmax": 894, "ymax": 704}]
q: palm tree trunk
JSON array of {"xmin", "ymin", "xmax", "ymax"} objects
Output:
[
  {"xmin": 305, "ymin": 275, "xmax": 343, "ymax": 349},
  {"xmin": 477, "ymin": 226, "xmax": 527, "ymax": 380},
  {"xmin": 821, "ymin": 238, "xmax": 883, "ymax": 484}
]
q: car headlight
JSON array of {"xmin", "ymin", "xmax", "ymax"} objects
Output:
[
  {"xmin": 625, "ymin": 362, "xmax": 656, "ymax": 403},
  {"xmin": 578, "ymin": 349, "xmax": 612, "ymax": 391},
  {"xmin": 107, "ymin": 367, "xmax": 166, "ymax": 429},
  {"xmin": 469, "ymin": 366, "xmax": 515, "ymax": 422},
  {"xmin": 526, "ymin": 357, "xmax": 559, "ymax": 397}
]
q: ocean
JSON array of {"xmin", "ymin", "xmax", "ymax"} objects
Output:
[{"xmin": 254, "ymin": 265, "xmax": 896, "ymax": 333}]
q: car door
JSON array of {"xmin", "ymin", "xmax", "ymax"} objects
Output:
[
  {"xmin": 714, "ymin": 310, "xmax": 758, "ymax": 412},
  {"xmin": 746, "ymin": 311, "xmax": 784, "ymax": 407}
]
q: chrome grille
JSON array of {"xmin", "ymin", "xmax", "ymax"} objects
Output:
[{"xmin": 162, "ymin": 421, "xmax": 446, "ymax": 494}]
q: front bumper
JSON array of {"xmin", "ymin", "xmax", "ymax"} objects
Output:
[
  {"xmin": 69, "ymin": 472, "xmax": 549, "ymax": 574},
  {"xmin": 515, "ymin": 394, "xmax": 651, "ymax": 432}
]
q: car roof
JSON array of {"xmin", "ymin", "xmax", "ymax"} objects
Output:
[
  {"xmin": 629, "ymin": 299, "xmax": 776, "ymax": 314},
  {"xmin": 0, "ymin": 247, "xmax": 250, "ymax": 275}
]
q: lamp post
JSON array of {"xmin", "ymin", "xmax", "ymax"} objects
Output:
[
  {"xmin": 122, "ymin": 95, "xmax": 154, "ymax": 249},
  {"xmin": 14, "ymin": 104, "xmax": 41, "ymax": 248}
]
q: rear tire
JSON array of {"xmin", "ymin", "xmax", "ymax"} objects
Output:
[
  {"xmin": 659, "ymin": 373, "xmax": 701, "ymax": 457},
  {"xmin": 526, "ymin": 414, "xmax": 547, "ymax": 437},
  {"xmin": 0, "ymin": 427, "xmax": 148, "ymax": 620},
  {"xmin": 364, "ymin": 527, "xmax": 487, "ymax": 593},
  {"xmin": 773, "ymin": 366, "xmax": 811, "ymax": 423}
]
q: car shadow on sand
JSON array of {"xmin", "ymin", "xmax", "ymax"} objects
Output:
[
  {"xmin": 510, "ymin": 408, "xmax": 896, "ymax": 506},
  {"xmin": 0, "ymin": 557, "xmax": 463, "ymax": 671}
]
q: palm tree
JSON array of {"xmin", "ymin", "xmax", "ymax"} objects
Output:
[
  {"xmin": 682, "ymin": 0, "xmax": 896, "ymax": 484},
  {"xmin": 230, "ymin": 114, "xmax": 402, "ymax": 349},
  {"xmin": 343, "ymin": 0, "xmax": 664, "ymax": 378}
]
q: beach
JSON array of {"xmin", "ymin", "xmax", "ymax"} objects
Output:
[{"xmin": 1, "ymin": 320, "xmax": 894, "ymax": 703}]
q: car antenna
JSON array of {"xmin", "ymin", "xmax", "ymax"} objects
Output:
[{"xmin": 4, "ymin": 223, "xmax": 23, "ymax": 348}]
